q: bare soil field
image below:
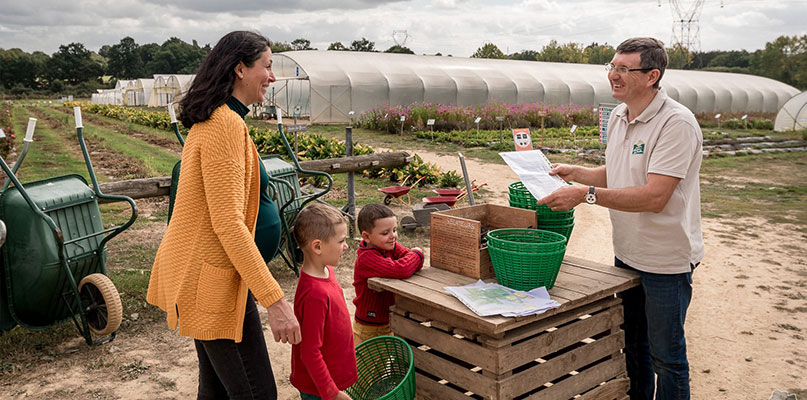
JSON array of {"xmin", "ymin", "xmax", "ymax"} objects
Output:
[{"xmin": 1, "ymin": 148, "xmax": 805, "ymax": 400}]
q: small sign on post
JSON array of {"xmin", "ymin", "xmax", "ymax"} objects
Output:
[
  {"xmin": 741, "ymin": 114, "xmax": 748, "ymax": 129},
  {"xmin": 598, "ymin": 104, "xmax": 616, "ymax": 145},
  {"xmin": 426, "ymin": 118, "xmax": 435, "ymax": 140},
  {"xmin": 512, "ymin": 128, "xmax": 533, "ymax": 151},
  {"xmin": 294, "ymin": 105, "xmax": 302, "ymax": 117},
  {"xmin": 570, "ymin": 124, "xmax": 578, "ymax": 147},
  {"xmin": 715, "ymin": 113, "xmax": 722, "ymax": 131}
]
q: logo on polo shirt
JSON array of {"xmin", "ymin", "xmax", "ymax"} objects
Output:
[{"xmin": 632, "ymin": 140, "xmax": 645, "ymax": 155}]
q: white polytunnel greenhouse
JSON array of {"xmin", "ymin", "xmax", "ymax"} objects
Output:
[
  {"xmin": 268, "ymin": 50, "xmax": 800, "ymax": 124},
  {"xmin": 774, "ymin": 91, "xmax": 807, "ymax": 132}
]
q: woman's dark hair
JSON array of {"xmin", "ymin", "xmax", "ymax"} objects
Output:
[{"xmin": 178, "ymin": 31, "xmax": 270, "ymax": 128}]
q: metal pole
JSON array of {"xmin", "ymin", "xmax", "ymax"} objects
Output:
[
  {"xmin": 458, "ymin": 152, "xmax": 475, "ymax": 206},
  {"xmin": 345, "ymin": 126, "xmax": 357, "ymax": 236}
]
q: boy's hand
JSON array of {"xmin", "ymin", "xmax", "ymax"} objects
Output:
[
  {"xmin": 411, "ymin": 247, "xmax": 423, "ymax": 253},
  {"xmin": 265, "ymin": 299, "xmax": 301, "ymax": 344},
  {"xmin": 334, "ymin": 391, "xmax": 353, "ymax": 400}
]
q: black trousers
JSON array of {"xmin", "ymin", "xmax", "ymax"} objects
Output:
[{"xmin": 194, "ymin": 294, "xmax": 277, "ymax": 399}]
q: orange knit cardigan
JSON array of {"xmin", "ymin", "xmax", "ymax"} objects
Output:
[{"xmin": 147, "ymin": 105, "xmax": 284, "ymax": 342}]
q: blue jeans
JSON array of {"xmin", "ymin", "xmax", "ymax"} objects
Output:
[
  {"xmin": 299, "ymin": 391, "xmax": 321, "ymax": 400},
  {"xmin": 615, "ymin": 258, "xmax": 694, "ymax": 400}
]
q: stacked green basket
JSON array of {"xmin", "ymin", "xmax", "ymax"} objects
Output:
[
  {"xmin": 487, "ymin": 228, "xmax": 567, "ymax": 290},
  {"xmin": 346, "ymin": 336, "xmax": 415, "ymax": 400},
  {"xmin": 508, "ymin": 182, "xmax": 575, "ymax": 241}
]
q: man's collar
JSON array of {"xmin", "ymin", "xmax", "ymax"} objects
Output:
[{"xmin": 615, "ymin": 89, "xmax": 667, "ymax": 123}]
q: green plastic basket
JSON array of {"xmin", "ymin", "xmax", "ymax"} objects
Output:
[
  {"xmin": 346, "ymin": 336, "xmax": 415, "ymax": 400},
  {"xmin": 538, "ymin": 222, "xmax": 575, "ymax": 241},
  {"xmin": 508, "ymin": 182, "xmax": 575, "ymax": 220},
  {"xmin": 487, "ymin": 228, "xmax": 567, "ymax": 253},
  {"xmin": 487, "ymin": 228, "xmax": 567, "ymax": 290}
]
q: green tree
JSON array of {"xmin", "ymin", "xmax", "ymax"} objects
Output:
[
  {"xmin": 707, "ymin": 50, "xmax": 750, "ymax": 68},
  {"xmin": 536, "ymin": 40, "xmax": 587, "ymax": 63},
  {"xmin": 0, "ymin": 48, "xmax": 40, "ymax": 89},
  {"xmin": 471, "ymin": 42, "xmax": 505, "ymax": 59},
  {"xmin": 48, "ymin": 42, "xmax": 104, "ymax": 84},
  {"xmin": 270, "ymin": 41, "xmax": 293, "ymax": 53},
  {"xmin": 107, "ymin": 37, "xmax": 145, "ymax": 79},
  {"xmin": 583, "ymin": 42, "xmax": 616, "ymax": 65},
  {"xmin": 291, "ymin": 38, "xmax": 314, "ymax": 50},
  {"xmin": 350, "ymin": 37, "xmax": 376, "ymax": 52},
  {"xmin": 750, "ymin": 35, "xmax": 807, "ymax": 90},
  {"xmin": 144, "ymin": 37, "xmax": 207, "ymax": 74},
  {"xmin": 667, "ymin": 44, "xmax": 693, "ymax": 69},
  {"xmin": 327, "ymin": 42, "xmax": 348, "ymax": 51},
  {"xmin": 508, "ymin": 49, "xmax": 539, "ymax": 61},
  {"xmin": 384, "ymin": 45, "xmax": 414, "ymax": 54}
]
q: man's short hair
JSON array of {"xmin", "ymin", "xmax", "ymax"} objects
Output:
[
  {"xmin": 357, "ymin": 203, "xmax": 395, "ymax": 234},
  {"xmin": 293, "ymin": 203, "xmax": 346, "ymax": 248},
  {"xmin": 616, "ymin": 37, "xmax": 668, "ymax": 88}
]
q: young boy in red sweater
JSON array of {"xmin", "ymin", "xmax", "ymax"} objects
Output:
[
  {"xmin": 290, "ymin": 204, "xmax": 357, "ymax": 400},
  {"xmin": 353, "ymin": 204, "xmax": 424, "ymax": 345}
]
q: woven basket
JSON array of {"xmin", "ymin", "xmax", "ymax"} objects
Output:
[
  {"xmin": 487, "ymin": 228, "xmax": 567, "ymax": 290},
  {"xmin": 538, "ymin": 222, "xmax": 575, "ymax": 241},
  {"xmin": 346, "ymin": 336, "xmax": 415, "ymax": 400}
]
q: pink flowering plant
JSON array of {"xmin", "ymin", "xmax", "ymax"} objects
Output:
[{"xmin": 358, "ymin": 101, "xmax": 597, "ymax": 134}]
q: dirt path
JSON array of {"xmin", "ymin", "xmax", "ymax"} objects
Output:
[{"xmin": 1, "ymin": 149, "xmax": 804, "ymax": 399}]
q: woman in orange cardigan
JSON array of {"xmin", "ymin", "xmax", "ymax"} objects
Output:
[{"xmin": 147, "ymin": 31, "xmax": 299, "ymax": 399}]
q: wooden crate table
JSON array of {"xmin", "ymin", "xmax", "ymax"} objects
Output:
[{"xmin": 368, "ymin": 255, "xmax": 641, "ymax": 400}]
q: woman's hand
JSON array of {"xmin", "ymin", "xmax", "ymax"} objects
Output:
[{"xmin": 265, "ymin": 299, "xmax": 301, "ymax": 344}]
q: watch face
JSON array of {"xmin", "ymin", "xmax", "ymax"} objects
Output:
[{"xmin": 585, "ymin": 193, "xmax": 596, "ymax": 204}]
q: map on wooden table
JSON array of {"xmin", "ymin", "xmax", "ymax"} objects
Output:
[{"xmin": 445, "ymin": 280, "xmax": 560, "ymax": 317}]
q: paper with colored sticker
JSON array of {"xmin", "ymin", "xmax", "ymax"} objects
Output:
[
  {"xmin": 499, "ymin": 150, "xmax": 567, "ymax": 200},
  {"xmin": 444, "ymin": 280, "xmax": 560, "ymax": 317}
]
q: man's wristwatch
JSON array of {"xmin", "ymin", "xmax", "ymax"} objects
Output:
[{"xmin": 585, "ymin": 186, "xmax": 597, "ymax": 205}]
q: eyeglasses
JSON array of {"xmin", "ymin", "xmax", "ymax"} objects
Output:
[{"xmin": 604, "ymin": 63, "xmax": 655, "ymax": 74}]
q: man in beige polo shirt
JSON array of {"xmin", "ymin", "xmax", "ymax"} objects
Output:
[{"xmin": 539, "ymin": 37, "xmax": 704, "ymax": 400}]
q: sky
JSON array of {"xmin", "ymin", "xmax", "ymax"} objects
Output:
[{"xmin": 1, "ymin": 0, "xmax": 806, "ymax": 57}]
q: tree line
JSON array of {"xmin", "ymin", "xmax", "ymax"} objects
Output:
[{"xmin": 1, "ymin": 34, "xmax": 804, "ymax": 98}]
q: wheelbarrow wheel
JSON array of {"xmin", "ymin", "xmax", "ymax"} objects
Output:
[
  {"xmin": 78, "ymin": 274, "xmax": 123, "ymax": 336},
  {"xmin": 383, "ymin": 194, "xmax": 393, "ymax": 205}
]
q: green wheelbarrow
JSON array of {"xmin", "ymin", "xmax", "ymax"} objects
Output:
[{"xmin": 0, "ymin": 107, "xmax": 138, "ymax": 346}]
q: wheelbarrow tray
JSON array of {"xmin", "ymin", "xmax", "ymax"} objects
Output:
[
  {"xmin": 432, "ymin": 189, "xmax": 462, "ymax": 197},
  {"xmin": 0, "ymin": 174, "xmax": 106, "ymax": 331},
  {"xmin": 422, "ymin": 196, "xmax": 458, "ymax": 207},
  {"xmin": 378, "ymin": 186, "xmax": 411, "ymax": 197}
]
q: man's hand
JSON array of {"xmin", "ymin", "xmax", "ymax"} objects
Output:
[
  {"xmin": 265, "ymin": 299, "xmax": 301, "ymax": 344},
  {"xmin": 537, "ymin": 184, "xmax": 587, "ymax": 212},
  {"xmin": 548, "ymin": 163, "xmax": 576, "ymax": 182}
]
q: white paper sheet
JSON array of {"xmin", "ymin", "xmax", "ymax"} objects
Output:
[
  {"xmin": 444, "ymin": 280, "xmax": 561, "ymax": 318},
  {"xmin": 500, "ymin": 150, "xmax": 567, "ymax": 200}
]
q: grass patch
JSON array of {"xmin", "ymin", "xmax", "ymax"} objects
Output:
[
  {"xmin": 36, "ymin": 106, "xmax": 178, "ymax": 177},
  {"xmin": 7, "ymin": 105, "xmax": 90, "ymax": 183}
]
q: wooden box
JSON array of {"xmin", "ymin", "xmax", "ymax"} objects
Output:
[
  {"xmin": 392, "ymin": 296, "xmax": 629, "ymax": 400},
  {"xmin": 430, "ymin": 204, "xmax": 537, "ymax": 279}
]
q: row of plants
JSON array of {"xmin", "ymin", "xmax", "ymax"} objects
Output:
[
  {"xmin": 414, "ymin": 125, "xmax": 603, "ymax": 150},
  {"xmin": 357, "ymin": 101, "xmax": 598, "ymax": 134},
  {"xmin": 64, "ymin": 102, "xmax": 454, "ymax": 186},
  {"xmin": 694, "ymin": 111, "xmax": 775, "ymax": 130},
  {"xmin": 0, "ymin": 102, "xmax": 16, "ymax": 158}
]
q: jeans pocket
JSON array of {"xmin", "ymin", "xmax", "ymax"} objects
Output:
[{"xmin": 196, "ymin": 262, "xmax": 238, "ymax": 313}]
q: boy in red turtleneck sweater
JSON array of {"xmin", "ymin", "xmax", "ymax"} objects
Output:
[
  {"xmin": 290, "ymin": 204, "xmax": 357, "ymax": 400},
  {"xmin": 352, "ymin": 204, "xmax": 424, "ymax": 345}
]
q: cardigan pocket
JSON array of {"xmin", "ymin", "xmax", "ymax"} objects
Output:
[{"xmin": 196, "ymin": 262, "xmax": 238, "ymax": 313}]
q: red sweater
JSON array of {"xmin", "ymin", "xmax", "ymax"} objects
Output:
[
  {"xmin": 353, "ymin": 241, "xmax": 424, "ymax": 326},
  {"xmin": 290, "ymin": 266, "xmax": 357, "ymax": 400}
]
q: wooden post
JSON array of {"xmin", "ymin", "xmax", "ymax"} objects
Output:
[{"xmin": 344, "ymin": 126, "xmax": 357, "ymax": 237}]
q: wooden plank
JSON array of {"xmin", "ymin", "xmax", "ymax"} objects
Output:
[
  {"xmin": 563, "ymin": 255, "xmax": 640, "ymax": 281},
  {"xmin": 415, "ymin": 372, "xmax": 469, "ymax": 400},
  {"xmin": 480, "ymin": 297, "xmax": 621, "ymax": 348},
  {"xmin": 413, "ymin": 347, "xmax": 497, "ymax": 397},
  {"xmin": 578, "ymin": 377, "xmax": 630, "ymax": 400},
  {"xmin": 560, "ymin": 263, "xmax": 627, "ymax": 286},
  {"xmin": 454, "ymin": 328, "xmax": 479, "ymax": 341},
  {"xmin": 430, "ymin": 320, "xmax": 454, "ymax": 333},
  {"xmin": 500, "ymin": 331, "xmax": 625, "ymax": 398},
  {"xmin": 372, "ymin": 276, "xmax": 502, "ymax": 333},
  {"xmin": 524, "ymin": 355, "xmax": 627, "ymax": 400},
  {"xmin": 390, "ymin": 313, "xmax": 498, "ymax": 372},
  {"xmin": 498, "ymin": 307, "xmax": 623, "ymax": 372},
  {"xmin": 395, "ymin": 297, "xmax": 503, "ymax": 338}
]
